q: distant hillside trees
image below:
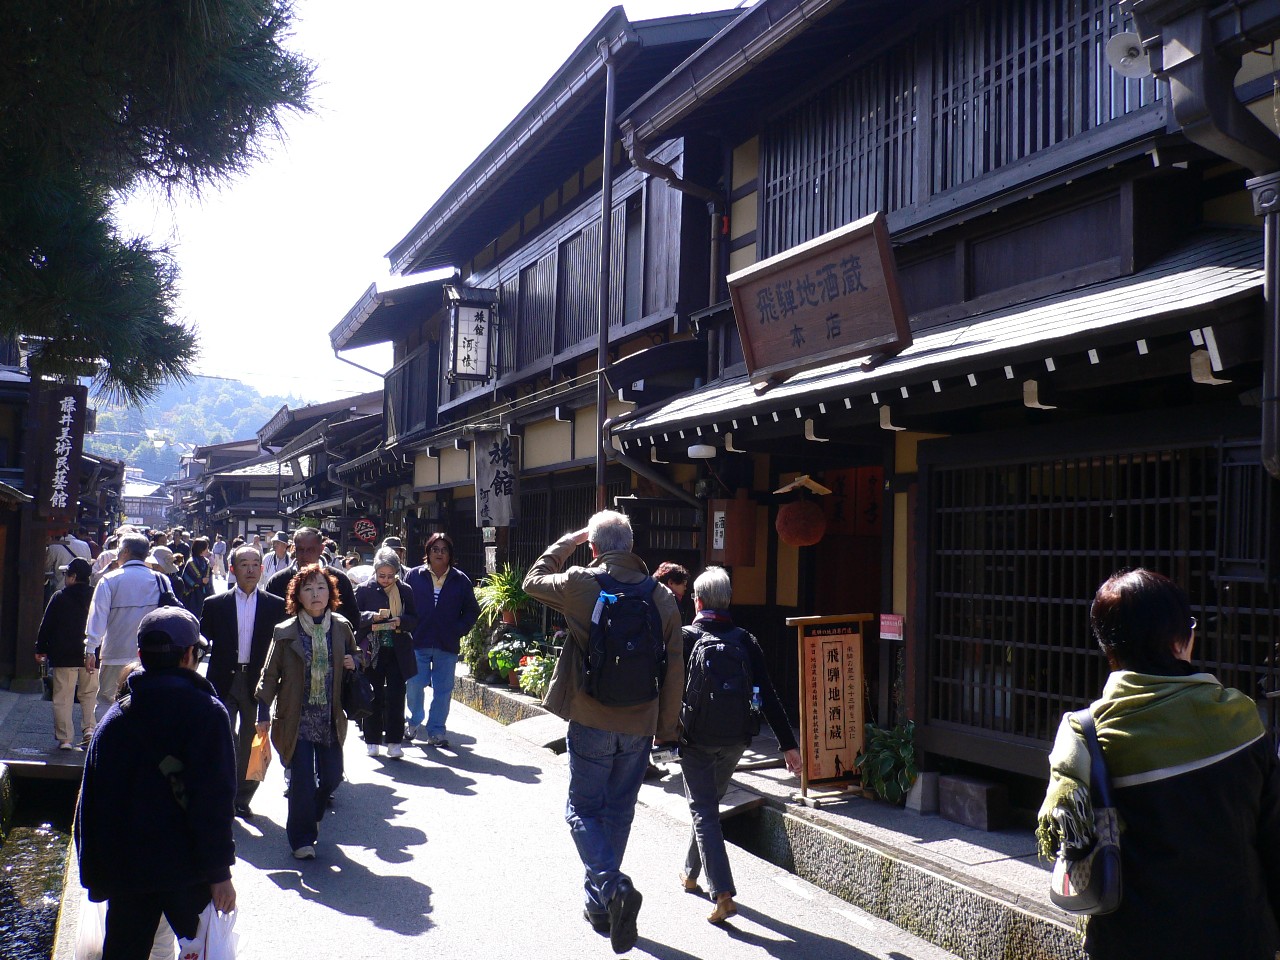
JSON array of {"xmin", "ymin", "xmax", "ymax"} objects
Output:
[{"xmin": 87, "ymin": 376, "xmax": 296, "ymax": 478}]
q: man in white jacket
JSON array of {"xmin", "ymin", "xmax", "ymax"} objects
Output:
[{"xmin": 84, "ymin": 533, "xmax": 169, "ymax": 723}]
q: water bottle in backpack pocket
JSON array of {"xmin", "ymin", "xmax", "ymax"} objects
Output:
[
  {"xmin": 681, "ymin": 627, "xmax": 760, "ymax": 746},
  {"xmin": 583, "ymin": 572, "xmax": 667, "ymax": 706}
]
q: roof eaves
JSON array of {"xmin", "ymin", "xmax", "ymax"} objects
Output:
[
  {"xmin": 385, "ymin": 6, "xmax": 639, "ymax": 274},
  {"xmin": 619, "ymin": 0, "xmax": 844, "ymax": 145}
]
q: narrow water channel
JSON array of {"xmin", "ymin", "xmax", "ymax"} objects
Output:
[{"xmin": 0, "ymin": 777, "xmax": 77, "ymax": 960}]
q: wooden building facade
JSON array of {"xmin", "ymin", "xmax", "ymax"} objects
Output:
[
  {"xmin": 610, "ymin": 0, "xmax": 1280, "ymax": 779},
  {"xmin": 330, "ymin": 8, "xmax": 738, "ymax": 577}
]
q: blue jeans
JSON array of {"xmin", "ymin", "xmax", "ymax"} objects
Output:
[
  {"xmin": 405, "ymin": 648, "xmax": 457, "ymax": 737},
  {"xmin": 287, "ymin": 738, "xmax": 343, "ymax": 851},
  {"xmin": 565, "ymin": 720, "xmax": 651, "ymax": 916},
  {"xmin": 680, "ymin": 742, "xmax": 747, "ymax": 898}
]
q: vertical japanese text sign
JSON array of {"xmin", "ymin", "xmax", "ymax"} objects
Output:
[
  {"xmin": 449, "ymin": 305, "xmax": 493, "ymax": 382},
  {"xmin": 788, "ymin": 614, "xmax": 871, "ymax": 788},
  {"xmin": 38, "ymin": 384, "xmax": 88, "ymax": 523},
  {"xmin": 474, "ymin": 430, "xmax": 519, "ymax": 528}
]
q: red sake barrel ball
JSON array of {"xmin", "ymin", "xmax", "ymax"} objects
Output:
[{"xmin": 775, "ymin": 498, "xmax": 826, "ymax": 546}]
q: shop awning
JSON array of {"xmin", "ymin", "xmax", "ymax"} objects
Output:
[
  {"xmin": 330, "ymin": 273, "xmax": 453, "ymax": 351},
  {"xmin": 613, "ymin": 228, "xmax": 1264, "ymax": 446}
]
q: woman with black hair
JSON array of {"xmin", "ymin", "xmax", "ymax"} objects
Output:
[{"xmin": 1038, "ymin": 568, "xmax": 1280, "ymax": 959}]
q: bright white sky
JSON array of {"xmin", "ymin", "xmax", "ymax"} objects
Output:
[{"xmin": 116, "ymin": 0, "xmax": 744, "ymax": 405}]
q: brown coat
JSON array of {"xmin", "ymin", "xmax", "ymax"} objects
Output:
[
  {"xmin": 254, "ymin": 613, "xmax": 358, "ymax": 764},
  {"xmin": 523, "ymin": 533, "xmax": 683, "ymax": 741}
]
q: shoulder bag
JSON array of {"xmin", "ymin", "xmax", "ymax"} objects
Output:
[
  {"xmin": 1049, "ymin": 708, "xmax": 1122, "ymax": 915},
  {"xmin": 153, "ymin": 573, "xmax": 182, "ymax": 608}
]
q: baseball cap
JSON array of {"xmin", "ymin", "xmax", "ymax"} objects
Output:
[
  {"xmin": 271, "ymin": 530, "xmax": 290, "ymax": 545},
  {"xmin": 61, "ymin": 557, "xmax": 93, "ymax": 581},
  {"xmin": 137, "ymin": 607, "xmax": 210, "ymax": 653},
  {"xmin": 382, "ymin": 536, "xmax": 404, "ymax": 550}
]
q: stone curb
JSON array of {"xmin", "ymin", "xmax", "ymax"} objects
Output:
[{"xmin": 451, "ymin": 672, "xmax": 1085, "ymax": 960}]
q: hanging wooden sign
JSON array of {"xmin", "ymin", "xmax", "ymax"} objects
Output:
[{"xmin": 728, "ymin": 212, "xmax": 909, "ymax": 387}]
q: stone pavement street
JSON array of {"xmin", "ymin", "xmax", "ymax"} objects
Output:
[{"xmin": 210, "ymin": 700, "xmax": 961, "ymax": 960}]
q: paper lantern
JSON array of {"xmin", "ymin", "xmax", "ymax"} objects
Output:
[{"xmin": 776, "ymin": 498, "xmax": 826, "ymax": 546}]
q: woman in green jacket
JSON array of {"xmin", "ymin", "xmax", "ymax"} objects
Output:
[{"xmin": 255, "ymin": 563, "xmax": 357, "ymax": 860}]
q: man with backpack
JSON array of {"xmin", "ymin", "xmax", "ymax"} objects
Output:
[
  {"xmin": 76, "ymin": 606, "xmax": 237, "ymax": 960},
  {"xmin": 524, "ymin": 510, "xmax": 684, "ymax": 954},
  {"xmin": 673, "ymin": 566, "xmax": 802, "ymax": 924}
]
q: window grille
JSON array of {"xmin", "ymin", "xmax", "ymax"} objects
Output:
[
  {"xmin": 926, "ymin": 443, "xmax": 1280, "ymax": 765},
  {"xmin": 759, "ymin": 0, "xmax": 1161, "ymax": 256}
]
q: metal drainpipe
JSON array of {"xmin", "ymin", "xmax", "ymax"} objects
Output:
[
  {"xmin": 615, "ymin": 141, "xmax": 727, "ymax": 493},
  {"xmin": 601, "ymin": 407, "xmax": 703, "ymax": 510},
  {"xmin": 1132, "ymin": 0, "xmax": 1280, "ymax": 475},
  {"xmin": 1252, "ymin": 173, "xmax": 1280, "ymax": 477},
  {"xmin": 596, "ymin": 37, "xmax": 619, "ymax": 511}
]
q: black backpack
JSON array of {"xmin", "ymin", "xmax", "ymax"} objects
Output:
[
  {"xmin": 680, "ymin": 625, "xmax": 759, "ymax": 747},
  {"xmin": 583, "ymin": 572, "xmax": 666, "ymax": 706}
]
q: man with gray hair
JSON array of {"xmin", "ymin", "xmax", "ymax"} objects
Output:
[
  {"xmin": 85, "ymin": 532, "xmax": 173, "ymax": 723},
  {"xmin": 675, "ymin": 566, "xmax": 801, "ymax": 923},
  {"xmin": 263, "ymin": 526, "xmax": 356, "ymax": 615},
  {"xmin": 524, "ymin": 509, "xmax": 684, "ymax": 953}
]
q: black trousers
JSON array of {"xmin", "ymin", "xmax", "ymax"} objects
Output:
[
  {"xmin": 362, "ymin": 646, "xmax": 407, "ymax": 746},
  {"xmin": 221, "ymin": 668, "xmax": 259, "ymax": 806},
  {"xmin": 103, "ymin": 884, "xmax": 209, "ymax": 960}
]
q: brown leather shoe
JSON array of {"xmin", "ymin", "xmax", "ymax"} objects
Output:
[{"xmin": 707, "ymin": 893, "xmax": 737, "ymax": 924}]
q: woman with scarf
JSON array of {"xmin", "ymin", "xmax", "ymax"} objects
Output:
[
  {"xmin": 353, "ymin": 548, "xmax": 418, "ymax": 759},
  {"xmin": 255, "ymin": 563, "xmax": 358, "ymax": 860},
  {"xmin": 180, "ymin": 537, "xmax": 215, "ymax": 618},
  {"xmin": 673, "ymin": 566, "xmax": 801, "ymax": 924},
  {"xmin": 1038, "ymin": 568, "xmax": 1280, "ymax": 959}
]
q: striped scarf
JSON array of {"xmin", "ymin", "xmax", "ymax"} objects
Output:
[
  {"xmin": 1037, "ymin": 670, "xmax": 1263, "ymax": 860},
  {"xmin": 297, "ymin": 609, "xmax": 332, "ymax": 706}
]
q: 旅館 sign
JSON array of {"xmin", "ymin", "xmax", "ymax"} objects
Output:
[{"xmin": 728, "ymin": 212, "xmax": 909, "ymax": 387}]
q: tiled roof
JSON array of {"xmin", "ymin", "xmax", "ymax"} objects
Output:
[{"xmin": 615, "ymin": 228, "xmax": 1264, "ymax": 437}]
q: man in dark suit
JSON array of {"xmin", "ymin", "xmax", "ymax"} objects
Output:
[
  {"xmin": 201, "ymin": 545, "xmax": 286, "ymax": 819},
  {"xmin": 263, "ymin": 526, "xmax": 357, "ymax": 616}
]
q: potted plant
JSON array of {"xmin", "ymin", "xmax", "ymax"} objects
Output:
[
  {"xmin": 460, "ymin": 622, "xmax": 496, "ymax": 681},
  {"xmin": 488, "ymin": 635, "xmax": 537, "ymax": 688},
  {"xmin": 854, "ymin": 721, "xmax": 918, "ymax": 805},
  {"xmin": 475, "ymin": 563, "xmax": 535, "ymax": 626},
  {"xmin": 518, "ymin": 650, "xmax": 557, "ymax": 700}
]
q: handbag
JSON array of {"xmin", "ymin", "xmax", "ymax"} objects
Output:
[
  {"xmin": 341, "ymin": 665, "xmax": 375, "ymax": 720},
  {"xmin": 245, "ymin": 731, "xmax": 272, "ymax": 781},
  {"xmin": 153, "ymin": 573, "xmax": 182, "ymax": 608},
  {"xmin": 1049, "ymin": 708, "xmax": 1122, "ymax": 915}
]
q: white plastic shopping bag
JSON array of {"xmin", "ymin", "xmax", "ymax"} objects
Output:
[
  {"xmin": 205, "ymin": 908, "xmax": 239, "ymax": 960},
  {"xmin": 178, "ymin": 903, "xmax": 238, "ymax": 960},
  {"xmin": 73, "ymin": 892, "xmax": 107, "ymax": 960}
]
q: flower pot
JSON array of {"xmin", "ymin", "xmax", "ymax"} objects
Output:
[
  {"xmin": 508, "ymin": 669, "xmax": 521, "ymax": 689},
  {"xmin": 501, "ymin": 609, "xmax": 517, "ymax": 625}
]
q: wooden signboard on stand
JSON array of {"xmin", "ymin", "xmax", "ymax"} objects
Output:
[{"xmin": 787, "ymin": 613, "xmax": 873, "ymax": 807}]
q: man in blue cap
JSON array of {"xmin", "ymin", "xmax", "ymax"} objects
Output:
[{"xmin": 75, "ymin": 606, "xmax": 237, "ymax": 960}]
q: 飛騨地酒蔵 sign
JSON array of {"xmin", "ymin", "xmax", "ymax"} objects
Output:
[{"xmin": 728, "ymin": 211, "xmax": 909, "ymax": 388}]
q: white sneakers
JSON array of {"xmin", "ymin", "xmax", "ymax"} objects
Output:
[
  {"xmin": 387, "ymin": 743, "xmax": 403, "ymax": 759},
  {"xmin": 292, "ymin": 846, "xmax": 316, "ymax": 860},
  {"xmin": 367, "ymin": 743, "xmax": 381, "ymax": 756}
]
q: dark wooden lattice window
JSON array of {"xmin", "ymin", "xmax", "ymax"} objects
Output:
[
  {"xmin": 928, "ymin": 0, "xmax": 1160, "ymax": 195},
  {"xmin": 925, "ymin": 442, "xmax": 1280, "ymax": 773},
  {"xmin": 761, "ymin": 43, "xmax": 918, "ymax": 256},
  {"xmin": 759, "ymin": 0, "xmax": 1162, "ymax": 258}
]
